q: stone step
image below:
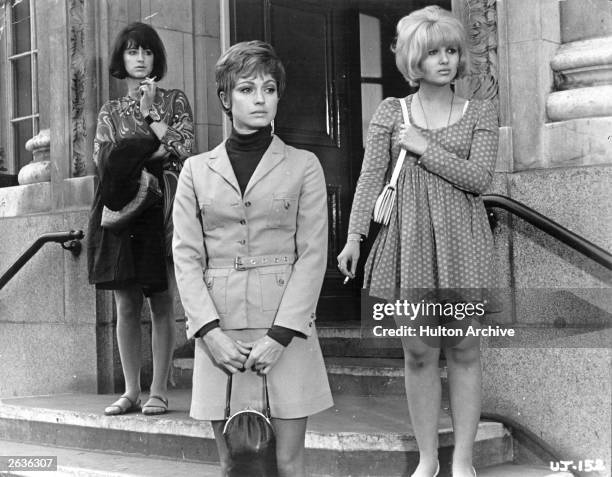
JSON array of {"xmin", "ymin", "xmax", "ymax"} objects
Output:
[
  {"xmin": 318, "ymin": 321, "xmax": 405, "ymax": 358},
  {"xmin": 0, "ymin": 391, "xmax": 511, "ymax": 477},
  {"xmin": 174, "ymin": 356, "xmax": 448, "ymax": 399},
  {"xmin": 0, "ymin": 439, "xmax": 219, "ymax": 477}
]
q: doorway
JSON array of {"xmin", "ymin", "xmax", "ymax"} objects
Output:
[{"xmin": 229, "ymin": 0, "xmax": 451, "ymax": 322}]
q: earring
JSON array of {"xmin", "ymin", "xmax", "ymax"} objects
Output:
[{"xmin": 271, "ymin": 119, "xmax": 275, "ymax": 135}]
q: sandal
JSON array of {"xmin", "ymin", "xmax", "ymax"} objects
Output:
[
  {"xmin": 142, "ymin": 394, "xmax": 169, "ymax": 415},
  {"xmin": 104, "ymin": 394, "xmax": 141, "ymax": 416}
]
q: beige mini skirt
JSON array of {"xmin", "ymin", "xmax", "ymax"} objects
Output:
[{"xmin": 190, "ymin": 326, "xmax": 333, "ymax": 421}]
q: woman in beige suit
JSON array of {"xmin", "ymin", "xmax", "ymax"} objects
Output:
[{"xmin": 172, "ymin": 41, "xmax": 333, "ymax": 477}]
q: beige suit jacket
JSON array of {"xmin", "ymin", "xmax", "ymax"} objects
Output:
[{"xmin": 172, "ymin": 135, "xmax": 328, "ymax": 339}]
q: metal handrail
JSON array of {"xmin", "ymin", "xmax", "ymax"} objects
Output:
[
  {"xmin": 0, "ymin": 230, "xmax": 84, "ymax": 290},
  {"xmin": 483, "ymin": 194, "xmax": 612, "ymax": 270}
]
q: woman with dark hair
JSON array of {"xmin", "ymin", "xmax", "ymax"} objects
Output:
[
  {"xmin": 172, "ymin": 40, "xmax": 333, "ymax": 476},
  {"xmin": 87, "ymin": 22, "xmax": 194, "ymax": 416},
  {"xmin": 338, "ymin": 6, "xmax": 498, "ymax": 477}
]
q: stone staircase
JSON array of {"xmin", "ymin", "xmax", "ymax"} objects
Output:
[{"xmin": 0, "ymin": 322, "xmax": 573, "ymax": 476}]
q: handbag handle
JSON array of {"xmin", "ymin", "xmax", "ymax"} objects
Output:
[
  {"xmin": 388, "ymin": 98, "xmax": 410, "ymax": 188},
  {"xmin": 225, "ymin": 373, "xmax": 271, "ymax": 420}
]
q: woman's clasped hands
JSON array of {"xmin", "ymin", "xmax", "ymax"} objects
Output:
[{"xmin": 203, "ymin": 328, "xmax": 284, "ymax": 375}]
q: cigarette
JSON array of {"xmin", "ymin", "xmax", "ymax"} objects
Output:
[
  {"xmin": 140, "ymin": 76, "xmax": 157, "ymax": 85},
  {"xmin": 343, "ymin": 276, "xmax": 350, "ymax": 285}
]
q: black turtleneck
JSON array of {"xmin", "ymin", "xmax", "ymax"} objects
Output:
[
  {"xmin": 195, "ymin": 124, "xmax": 304, "ymax": 348},
  {"xmin": 226, "ymin": 124, "xmax": 273, "ymax": 195}
]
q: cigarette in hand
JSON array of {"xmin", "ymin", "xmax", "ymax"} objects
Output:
[
  {"xmin": 139, "ymin": 76, "xmax": 157, "ymax": 85},
  {"xmin": 343, "ymin": 276, "xmax": 350, "ymax": 285}
]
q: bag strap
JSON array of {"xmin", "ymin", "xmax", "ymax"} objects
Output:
[
  {"xmin": 225, "ymin": 373, "xmax": 271, "ymax": 420},
  {"xmin": 388, "ymin": 97, "xmax": 410, "ymax": 188}
]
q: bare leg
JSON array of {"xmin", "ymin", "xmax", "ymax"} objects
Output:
[
  {"xmin": 271, "ymin": 417, "xmax": 307, "ymax": 477},
  {"xmin": 401, "ymin": 335, "xmax": 441, "ymax": 477},
  {"xmin": 114, "ymin": 288, "xmax": 144, "ymax": 401},
  {"xmin": 211, "ymin": 420, "xmax": 230, "ymax": 477},
  {"xmin": 445, "ymin": 330, "xmax": 481, "ymax": 477},
  {"xmin": 147, "ymin": 287, "xmax": 175, "ymax": 399}
]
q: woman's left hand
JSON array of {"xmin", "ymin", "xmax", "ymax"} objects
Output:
[
  {"xmin": 150, "ymin": 144, "xmax": 170, "ymax": 160},
  {"xmin": 139, "ymin": 77, "xmax": 157, "ymax": 113},
  {"xmin": 243, "ymin": 335, "xmax": 285, "ymax": 375},
  {"xmin": 399, "ymin": 124, "xmax": 428, "ymax": 156}
]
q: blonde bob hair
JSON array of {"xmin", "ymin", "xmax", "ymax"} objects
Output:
[{"xmin": 393, "ymin": 6, "xmax": 470, "ymax": 87}]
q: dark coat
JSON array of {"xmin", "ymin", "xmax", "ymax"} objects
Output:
[{"xmin": 87, "ymin": 137, "xmax": 168, "ymax": 293}]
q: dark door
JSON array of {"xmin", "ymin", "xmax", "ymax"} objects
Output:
[{"xmin": 231, "ymin": 0, "xmax": 363, "ymax": 321}]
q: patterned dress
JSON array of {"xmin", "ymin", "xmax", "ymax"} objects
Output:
[
  {"xmin": 348, "ymin": 95, "xmax": 499, "ymax": 303},
  {"xmin": 87, "ymin": 88, "xmax": 194, "ymax": 294}
]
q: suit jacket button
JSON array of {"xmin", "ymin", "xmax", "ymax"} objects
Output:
[
  {"xmin": 245, "ymin": 201, "xmax": 251, "ymax": 207},
  {"xmin": 240, "ymin": 219, "xmax": 246, "ymax": 225}
]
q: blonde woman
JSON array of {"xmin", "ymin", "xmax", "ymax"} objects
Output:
[{"xmin": 338, "ymin": 7, "xmax": 498, "ymax": 477}]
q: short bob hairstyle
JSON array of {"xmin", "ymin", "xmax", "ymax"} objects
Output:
[
  {"xmin": 109, "ymin": 22, "xmax": 167, "ymax": 80},
  {"xmin": 215, "ymin": 40, "xmax": 286, "ymax": 117},
  {"xmin": 392, "ymin": 6, "xmax": 470, "ymax": 87}
]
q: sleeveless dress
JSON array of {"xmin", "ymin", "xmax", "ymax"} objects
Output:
[{"xmin": 348, "ymin": 95, "xmax": 499, "ymax": 305}]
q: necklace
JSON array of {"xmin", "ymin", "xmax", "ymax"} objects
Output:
[{"xmin": 416, "ymin": 91, "xmax": 454, "ymax": 142}]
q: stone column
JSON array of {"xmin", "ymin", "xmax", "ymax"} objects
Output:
[
  {"xmin": 501, "ymin": 0, "xmax": 561, "ymax": 170},
  {"xmin": 544, "ymin": 0, "xmax": 612, "ymax": 167},
  {"xmin": 47, "ymin": 0, "xmax": 72, "ymax": 209}
]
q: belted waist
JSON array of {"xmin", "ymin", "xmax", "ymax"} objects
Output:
[{"xmin": 207, "ymin": 254, "xmax": 296, "ymax": 271}]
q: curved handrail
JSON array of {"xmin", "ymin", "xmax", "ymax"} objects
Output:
[
  {"xmin": 483, "ymin": 194, "xmax": 612, "ymax": 270},
  {"xmin": 0, "ymin": 230, "xmax": 84, "ymax": 290},
  {"xmin": 481, "ymin": 412, "xmax": 578, "ymax": 477}
]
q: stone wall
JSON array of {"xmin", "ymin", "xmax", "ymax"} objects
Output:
[
  {"xmin": 0, "ymin": 203, "xmax": 97, "ymax": 397},
  {"xmin": 480, "ymin": 1, "xmax": 612, "ymax": 475}
]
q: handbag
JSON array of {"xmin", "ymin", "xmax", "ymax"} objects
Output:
[
  {"xmin": 372, "ymin": 97, "xmax": 410, "ymax": 226},
  {"xmin": 222, "ymin": 373, "xmax": 278, "ymax": 477},
  {"xmin": 101, "ymin": 167, "xmax": 162, "ymax": 231}
]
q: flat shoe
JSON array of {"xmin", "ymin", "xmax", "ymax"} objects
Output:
[
  {"xmin": 104, "ymin": 395, "xmax": 141, "ymax": 416},
  {"xmin": 142, "ymin": 394, "xmax": 168, "ymax": 415},
  {"xmin": 452, "ymin": 467, "xmax": 477, "ymax": 477},
  {"xmin": 411, "ymin": 462, "xmax": 439, "ymax": 477}
]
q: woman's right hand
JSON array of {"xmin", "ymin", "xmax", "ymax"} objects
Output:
[
  {"xmin": 139, "ymin": 77, "xmax": 157, "ymax": 113},
  {"xmin": 202, "ymin": 328, "xmax": 251, "ymax": 373},
  {"xmin": 337, "ymin": 241, "xmax": 360, "ymax": 279}
]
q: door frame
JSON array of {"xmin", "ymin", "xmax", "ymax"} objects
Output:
[{"xmin": 220, "ymin": 0, "xmax": 501, "ymax": 128}]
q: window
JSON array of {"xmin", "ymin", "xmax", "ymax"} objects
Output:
[
  {"xmin": 0, "ymin": 0, "xmax": 39, "ymax": 173},
  {"xmin": 359, "ymin": 13, "xmax": 383, "ymax": 148}
]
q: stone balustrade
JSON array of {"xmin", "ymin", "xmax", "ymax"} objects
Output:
[{"xmin": 17, "ymin": 129, "xmax": 51, "ymax": 185}]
